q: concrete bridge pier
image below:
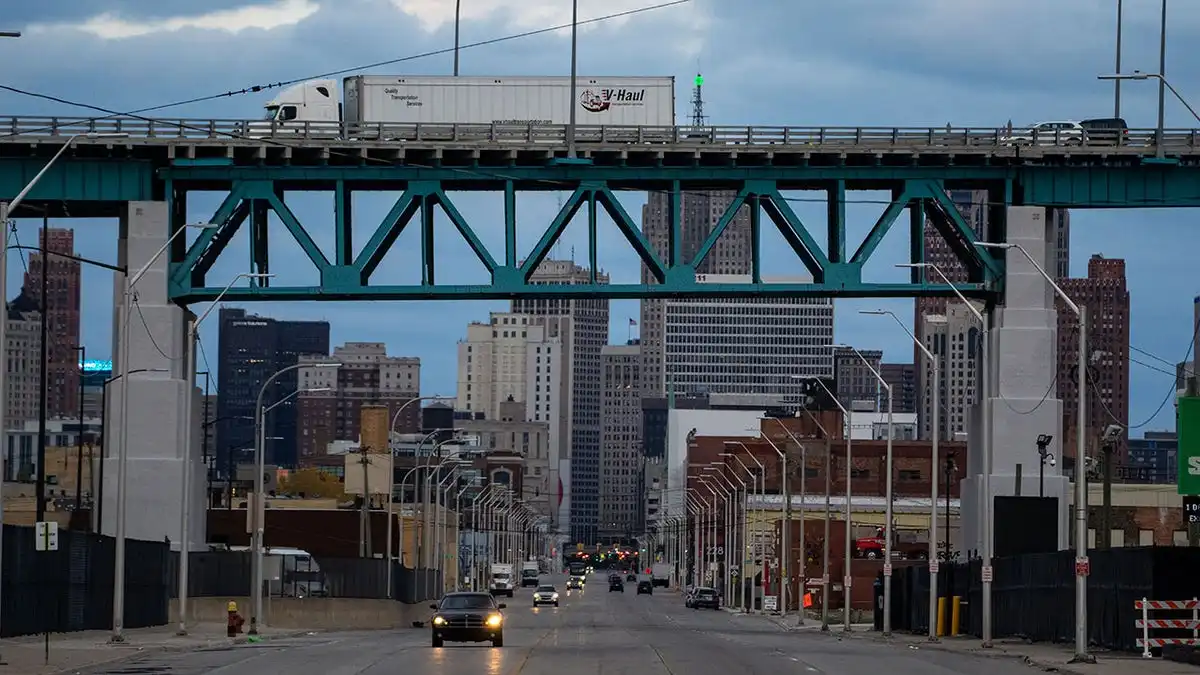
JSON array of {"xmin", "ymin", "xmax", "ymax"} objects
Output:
[
  {"xmin": 961, "ymin": 206, "xmax": 1070, "ymax": 559},
  {"xmin": 99, "ymin": 201, "xmax": 206, "ymax": 551}
]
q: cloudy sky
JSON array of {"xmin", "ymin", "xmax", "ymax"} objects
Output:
[{"xmin": 1, "ymin": 0, "xmax": 1196, "ymax": 435}]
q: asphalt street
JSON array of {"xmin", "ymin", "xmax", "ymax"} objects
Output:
[{"xmin": 82, "ymin": 573, "xmax": 1043, "ymax": 675}]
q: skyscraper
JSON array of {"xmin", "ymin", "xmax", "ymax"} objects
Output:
[
  {"xmin": 662, "ymin": 275, "xmax": 835, "ymax": 401},
  {"xmin": 833, "ymin": 347, "xmax": 884, "ymax": 411},
  {"xmin": 600, "ymin": 342, "xmax": 642, "ymax": 541},
  {"xmin": 24, "ymin": 228, "xmax": 81, "ymax": 418},
  {"xmin": 1057, "ymin": 254, "xmax": 1131, "ymax": 463},
  {"xmin": 920, "ymin": 301, "xmax": 984, "ymax": 441},
  {"xmin": 4, "ymin": 291, "xmax": 42, "ymax": 426},
  {"xmin": 215, "ymin": 308, "xmax": 330, "ymax": 471},
  {"xmin": 639, "ymin": 191, "xmax": 751, "ymax": 397},
  {"xmin": 512, "ymin": 260, "xmax": 609, "ymax": 544}
]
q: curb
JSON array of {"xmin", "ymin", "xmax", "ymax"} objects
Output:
[
  {"xmin": 41, "ymin": 629, "xmax": 323, "ymax": 675},
  {"xmin": 834, "ymin": 631, "xmax": 1105, "ymax": 675}
]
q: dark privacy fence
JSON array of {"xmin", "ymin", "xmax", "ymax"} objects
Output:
[
  {"xmin": 0, "ymin": 524, "xmax": 170, "ymax": 638},
  {"xmin": 166, "ymin": 550, "xmax": 443, "ymax": 603},
  {"xmin": 887, "ymin": 547, "xmax": 1200, "ymax": 651}
]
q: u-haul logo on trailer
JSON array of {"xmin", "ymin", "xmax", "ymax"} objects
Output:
[{"xmin": 579, "ymin": 88, "xmax": 646, "ymax": 112}]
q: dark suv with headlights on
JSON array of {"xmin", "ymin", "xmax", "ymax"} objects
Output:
[{"xmin": 429, "ymin": 592, "xmax": 506, "ymax": 648}]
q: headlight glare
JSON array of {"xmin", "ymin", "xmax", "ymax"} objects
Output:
[
  {"xmin": 433, "ymin": 616, "xmax": 446, "ymax": 626},
  {"xmin": 487, "ymin": 614, "xmax": 503, "ymax": 627}
]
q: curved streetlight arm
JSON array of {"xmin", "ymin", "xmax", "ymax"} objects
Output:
[
  {"xmin": 973, "ymin": 243, "xmax": 1078, "ymax": 315},
  {"xmin": 195, "ymin": 273, "xmax": 274, "ymax": 327},
  {"xmin": 860, "ymin": 309, "xmax": 935, "ymax": 363},
  {"xmin": 897, "ymin": 263, "xmax": 985, "ymax": 323},
  {"xmin": 703, "ymin": 465, "xmax": 740, "ymax": 492},
  {"xmin": 265, "ymin": 387, "xmax": 329, "ymax": 415},
  {"xmin": 830, "ymin": 343, "xmax": 888, "ymax": 385},
  {"xmin": 1098, "ymin": 71, "xmax": 1200, "ymax": 123}
]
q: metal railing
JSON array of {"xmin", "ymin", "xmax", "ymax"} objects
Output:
[{"xmin": 1, "ymin": 116, "xmax": 1199, "ymax": 150}]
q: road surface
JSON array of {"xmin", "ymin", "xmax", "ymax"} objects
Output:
[{"xmin": 82, "ymin": 573, "xmax": 1039, "ymax": 675}]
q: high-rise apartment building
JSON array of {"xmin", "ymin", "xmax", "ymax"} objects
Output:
[
  {"xmin": 24, "ymin": 228, "xmax": 81, "ymax": 418},
  {"xmin": 639, "ymin": 191, "xmax": 751, "ymax": 397},
  {"xmin": 920, "ymin": 301, "xmax": 984, "ymax": 441},
  {"xmin": 296, "ymin": 342, "xmax": 421, "ymax": 464},
  {"xmin": 663, "ymin": 275, "xmax": 834, "ymax": 402},
  {"xmin": 215, "ymin": 308, "xmax": 330, "ymax": 470},
  {"xmin": 600, "ymin": 342, "xmax": 642, "ymax": 541},
  {"xmin": 456, "ymin": 312, "xmax": 564, "ymax": 493},
  {"xmin": 833, "ymin": 347, "xmax": 884, "ymax": 411},
  {"xmin": 881, "ymin": 363, "xmax": 918, "ymax": 414},
  {"xmin": 512, "ymin": 260, "xmax": 609, "ymax": 544},
  {"xmin": 4, "ymin": 291, "xmax": 42, "ymax": 426},
  {"xmin": 1057, "ymin": 255, "xmax": 1131, "ymax": 462}
]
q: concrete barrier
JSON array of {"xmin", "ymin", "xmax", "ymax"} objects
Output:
[{"xmin": 171, "ymin": 597, "xmax": 429, "ymax": 631}]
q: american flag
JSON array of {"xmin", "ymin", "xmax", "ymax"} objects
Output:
[{"xmin": 629, "ymin": 318, "xmax": 638, "ymax": 326}]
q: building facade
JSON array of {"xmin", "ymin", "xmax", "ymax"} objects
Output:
[
  {"xmin": 1057, "ymin": 254, "xmax": 1131, "ymax": 463},
  {"xmin": 881, "ymin": 363, "xmax": 918, "ymax": 414},
  {"xmin": 600, "ymin": 342, "xmax": 643, "ymax": 541},
  {"xmin": 457, "ymin": 398, "xmax": 552, "ymax": 517},
  {"xmin": 511, "ymin": 260, "xmax": 609, "ymax": 544},
  {"xmin": 1124, "ymin": 431, "xmax": 1177, "ymax": 484},
  {"xmin": 295, "ymin": 342, "xmax": 421, "ymax": 466},
  {"xmin": 24, "ymin": 228, "xmax": 81, "ymax": 419},
  {"xmin": 662, "ymin": 275, "xmax": 834, "ymax": 402},
  {"xmin": 639, "ymin": 191, "xmax": 752, "ymax": 397},
  {"xmin": 5, "ymin": 291, "xmax": 41, "ymax": 426},
  {"xmin": 215, "ymin": 308, "xmax": 330, "ymax": 470},
  {"xmin": 833, "ymin": 347, "xmax": 883, "ymax": 411},
  {"xmin": 920, "ymin": 301, "xmax": 984, "ymax": 441},
  {"xmin": 456, "ymin": 312, "xmax": 564, "ymax": 461}
]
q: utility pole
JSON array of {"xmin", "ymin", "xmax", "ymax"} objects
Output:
[{"xmin": 35, "ymin": 221, "xmax": 49, "ymax": 523}]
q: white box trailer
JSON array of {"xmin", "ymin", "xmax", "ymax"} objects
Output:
[{"xmin": 342, "ymin": 75, "xmax": 676, "ymax": 127}]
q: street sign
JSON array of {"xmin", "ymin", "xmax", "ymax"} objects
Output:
[
  {"xmin": 883, "ymin": 563, "xmax": 893, "ymax": 577},
  {"xmin": 1075, "ymin": 557, "xmax": 1090, "ymax": 577},
  {"xmin": 34, "ymin": 521, "xmax": 58, "ymax": 552},
  {"xmin": 981, "ymin": 565, "xmax": 993, "ymax": 583},
  {"xmin": 843, "ymin": 575, "xmax": 852, "ymax": 588},
  {"xmin": 763, "ymin": 596, "xmax": 778, "ymax": 611},
  {"xmin": 929, "ymin": 560, "xmax": 940, "ymax": 574},
  {"xmin": 1178, "ymin": 397, "xmax": 1200, "ymax": 495},
  {"xmin": 1185, "ymin": 496, "xmax": 1200, "ymax": 524}
]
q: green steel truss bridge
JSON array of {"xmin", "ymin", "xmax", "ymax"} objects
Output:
[{"xmin": 2, "ymin": 116, "xmax": 1199, "ymax": 303}]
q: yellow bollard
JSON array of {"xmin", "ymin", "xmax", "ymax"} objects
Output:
[
  {"xmin": 936, "ymin": 597, "xmax": 947, "ymax": 637},
  {"xmin": 950, "ymin": 596, "xmax": 962, "ymax": 636}
]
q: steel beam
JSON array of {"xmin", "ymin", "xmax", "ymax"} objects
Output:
[{"xmin": 166, "ymin": 176, "xmax": 1002, "ymax": 302}]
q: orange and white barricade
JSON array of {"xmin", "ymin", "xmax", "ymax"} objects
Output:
[{"xmin": 1135, "ymin": 597, "xmax": 1200, "ymax": 658}]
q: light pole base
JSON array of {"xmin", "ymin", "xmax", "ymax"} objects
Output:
[
  {"xmin": 926, "ymin": 635, "xmax": 940, "ymax": 643},
  {"xmin": 820, "ymin": 623, "xmax": 830, "ymax": 632},
  {"xmin": 247, "ymin": 619, "xmax": 259, "ymax": 636},
  {"xmin": 108, "ymin": 634, "xmax": 126, "ymax": 644},
  {"xmin": 1068, "ymin": 653, "xmax": 1096, "ymax": 664},
  {"xmin": 175, "ymin": 628, "xmax": 188, "ymax": 637},
  {"xmin": 981, "ymin": 639, "xmax": 993, "ymax": 649}
]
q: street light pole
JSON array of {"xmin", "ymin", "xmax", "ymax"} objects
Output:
[
  {"xmin": 901, "ymin": 261, "xmax": 992, "ymax": 646},
  {"xmin": 769, "ymin": 417, "xmax": 809, "ymax": 626},
  {"xmin": 758, "ymin": 434, "xmax": 789, "ymax": 620},
  {"xmin": 976, "ymin": 241, "xmax": 1091, "ymax": 663},
  {"xmin": 809, "ymin": 378, "xmax": 853, "ymax": 631},
  {"xmin": 861, "ymin": 309, "xmax": 940, "ymax": 641},
  {"xmin": 834, "ymin": 344, "xmax": 894, "ymax": 636},
  {"xmin": 176, "ymin": 273, "xmax": 270, "ymax": 635},
  {"xmin": 248, "ymin": 361, "xmax": 341, "ymax": 635},
  {"xmin": 0, "ymin": 31, "xmax": 19, "ymax": 38},
  {"xmin": 567, "ymin": 0, "xmax": 579, "ymax": 158}
]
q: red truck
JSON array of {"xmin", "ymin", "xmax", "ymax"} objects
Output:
[{"xmin": 854, "ymin": 527, "xmax": 929, "ymax": 560}]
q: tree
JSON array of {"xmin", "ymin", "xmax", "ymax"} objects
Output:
[{"xmin": 278, "ymin": 468, "xmax": 345, "ymax": 499}]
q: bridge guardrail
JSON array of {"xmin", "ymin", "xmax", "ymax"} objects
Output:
[
  {"xmin": 1135, "ymin": 597, "xmax": 1200, "ymax": 657},
  {"xmin": 1, "ymin": 116, "xmax": 1199, "ymax": 150}
]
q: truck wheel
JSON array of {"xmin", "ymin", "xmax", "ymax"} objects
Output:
[
  {"xmin": 508, "ymin": 591, "xmax": 514, "ymax": 598},
  {"xmin": 432, "ymin": 635, "xmax": 443, "ymax": 648},
  {"xmin": 492, "ymin": 635, "xmax": 504, "ymax": 648},
  {"xmin": 554, "ymin": 601, "xmax": 559, "ymax": 607},
  {"xmin": 865, "ymin": 551, "xmax": 878, "ymax": 559}
]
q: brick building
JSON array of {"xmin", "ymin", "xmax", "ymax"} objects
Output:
[
  {"xmin": 24, "ymin": 228, "xmax": 81, "ymax": 418},
  {"xmin": 1057, "ymin": 254, "xmax": 1131, "ymax": 463}
]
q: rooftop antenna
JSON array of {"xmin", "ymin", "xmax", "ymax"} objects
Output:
[{"xmin": 690, "ymin": 73, "xmax": 706, "ymax": 127}]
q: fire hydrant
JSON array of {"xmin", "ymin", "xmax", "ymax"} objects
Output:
[{"xmin": 227, "ymin": 601, "xmax": 245, "ymax": 637}]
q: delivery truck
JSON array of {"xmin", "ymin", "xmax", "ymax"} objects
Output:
[
  {"xmin": 520, "ymin": 560, "xmax": 540, "ymax": 587},
  {"xmin": 490, "ymin": 563, "xmax": 515, "ymax": 597},
  {"xmin": 249, "ymin": 75, "xmax": 676, "ymax": 139}
]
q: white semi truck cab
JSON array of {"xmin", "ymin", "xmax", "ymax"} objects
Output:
[
  {"xmin": 520, "ymin": 561, "xmax": 540, "ymax": 587},
  {"xmin": 490, "ymin": 563, "xmax": 515, "ymax": 597}
]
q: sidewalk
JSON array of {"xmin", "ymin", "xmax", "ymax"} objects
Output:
[
  {"xmin": 842, "ymin": 630, "xmax": 1197, "ymax": 675},
  {"xmin": 724, "ymin": 607, "xmax": 874, "ymax": 633},
  {"xmin": 0, "ymin": 623, "xmax": 317, "ymax": 675}
]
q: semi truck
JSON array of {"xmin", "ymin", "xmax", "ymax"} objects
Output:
[
  {"xmin": 249, "ymin": 75, "xmax": 676, "ymax": 138},
  {"xmin": 490, "ymin": 563, "xmax": 515, "ymax": 597},
  {"xmin": 520, "ymin": 561, "xmax": 540, "ymax": 587}
]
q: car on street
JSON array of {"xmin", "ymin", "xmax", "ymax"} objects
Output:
[
  {"xmin": 691, "ymin": 587, "xmax": 720, "ymax": 610},
  {"xmin": 429, "ymin": 592, "xmax": 506, "ymax": 648},
  {"xmin": 567, "ymin": 576, "xmax": 584, "ymax": 590},
  {"xmin": 684, "ymin": 587, "xmax": 696, "ymax": 607},
  {"xmin": 636, "ymin": 580, "xmax": 654, "ymax": 595},
  {"xmin": 532, "ymin": 584, "xmax": 560, "ymax": 607},
  {"xmin": 609, "ymin": 575, "xmax": 624, "ymax": 592}
]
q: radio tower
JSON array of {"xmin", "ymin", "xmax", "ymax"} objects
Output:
[{"xmin": 690, "ymin": 73, "xmax": 706, "ymax": 127}]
